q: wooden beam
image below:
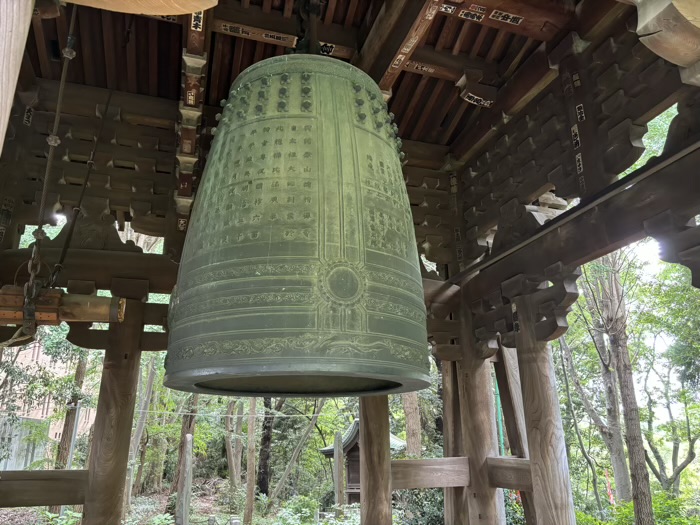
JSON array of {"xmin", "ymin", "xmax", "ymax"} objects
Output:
[
  {"xmin": 438, "ymin": 0, "xmax": 573, "ymax": 41},
  {"xmin": 360, "ymin": 396, "xmax": 392, "ymax": 525},
  {"xmin": 402, "ymin": 140, "xmax": 449, "ymax": 169},
  {"xmin": 462, "ymin": 142, "xmax": 700, "ymax": 302},
  {"xmin": 404, "ymin": 45, "xmax": 496, "ymax": 83},
  {"xmin": 0, "ymin": 1, "xmax": 33, "ymax": 157},
  {"xmin": 391, "ymin": 457, "xmax": 470, "ymax": 490},
  {"xmin": 0, "ymin": 249, "xmax": 177, "ymax": 294},
  {"xmin": 213, "ymin": 2, "xmax": 356, "ymax": 59},
  {"xmin": 0, "ymin": 470, "xmax": 88, "ymax": 507},
  {"xmin": 486, "ymin": 457, "xmax": 533, "ymax": 491}
]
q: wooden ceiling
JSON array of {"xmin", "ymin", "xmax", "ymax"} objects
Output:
[{"xmin": 23, "ymin": 0, "xmax": 585, "ymax": 146}]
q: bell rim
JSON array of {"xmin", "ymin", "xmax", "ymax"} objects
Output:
[{"xmin": 164, "ymin": 364, "xmax": 430, "ymax": 398}]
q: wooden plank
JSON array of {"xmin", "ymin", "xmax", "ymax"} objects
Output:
[
  {"xmin": 432, "ymin": 344, "xmax": 463, "ymax": 361},
  {"xmin": 439, "ymin": 0, "xmax": 572, "ymax": 41},
  {"xmin": 126, "ymin": 13, "xmax": 139, "ymax": 93},
  {"xmin": 514, "ymin": 295, "xmax": 575, "ymax": 524},
  {"xmin": 360, "ymin": 396, "xmax": 392, "ymax": 525},
  {"xmin": 31, "ymin": 16, "xmax": 52, "ymax": 79},
  {"xmin": 0, "ymin": 0, "xmax": 33, "ymax": 156},
  {"xmin": 148, "ymin": 18, "xmax": 159, "ymax": 97},
  {"xmin": 486, "ymin": 457, "xmax": 533, "ymax": 491},
  {"xmin": 101, "ymin": 11, "xmax": 118, "ymax": 89},
  {"xmin": 0, "ymin": 470, "xmax": 88, "ymax": 507},
  {"xmin": 84, "ymin": 297, "xmax": 144, "ymax": 525},
  {"xmin": 353, "ymin": 0, "xmax": 443, "ymax": 91},
  {"xmin": 334, "ymin": 431, "xmax": 345, "ymax": 507},
  {"xmin": 213, "ymin": 2, "xmax": 356, "ymax": 60},
  {"xmin": 391, "ymin": 457, "xmax": 470, "ymax": 490}
]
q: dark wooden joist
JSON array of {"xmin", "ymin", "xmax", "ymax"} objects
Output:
[
  {"xmin": 391, "ymin": 457, "xmax": 470, "ymax": 490},
  {"xmin": 404, "ymin": 45, "xmax": 496, "ymax": 83},
  {"xmin": 0, "ymin": 470, "xmax": 88, "ymax": 507},
  {"xmin": 438, "ymin": 0, "xmax": 574, "ymax": 42},
  {"xmin": 212, "ymin": 1, "xmax": 356, "ymax": 59},
  {"xmin": 402, "ymin": 139, "xmax": 449, "ymax": 169},
  {"xmin": 462, "ymin": 141, "xmax": 700, "ymax": 302},
  {"xmin": 354, "ymin": 0, "xmax": 444, "ymax": 92}
]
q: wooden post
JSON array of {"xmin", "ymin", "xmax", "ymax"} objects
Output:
[
  {"xmin": 359, "ymin": 395, "xmax": 392, "ymax": 525},
  {"xmin": 176, "ymin": 434, "xmax": 193, "ymax": 525},
  {"xmin": 458, "ymin": 292, "xmax": 505, "ymax": 524},
  {"xmin": 333, "ymin": 431, "xmax": 345, "ymax": 515},
  {"xmin": 83, "ymin": 298, "xmax": 144, "ymax": 525},
  {"xmin": 442, "ymin": 360, "xmax": 467, "ymax": 523},
  {"xmin": 514, "ymin": 295, "xmax": 576, "ymax": 525}
]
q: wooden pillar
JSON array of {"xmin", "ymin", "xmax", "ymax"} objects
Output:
[
  {"xmin": 83, "ymin": 298, "xmax": 144, "ymax": 525},
  {"xmin": 514, "ymin": 295, "xmax": 576, "ymax": 525},
  {"xmin": 334, "ymin": 431, "xmax": 345, "ymax": 513},
  {"xmin": 359, "ymin": 395, "xmax": 392, "ymax": 525},
  {"xmin": 0, "ymin": 0, "xmax": 33, "ymax": 156},
  {"xmin": 458, "ymin": 293, "xmax": 505, "ymax": 525},
  {"xmin": 442, "ymin": 360, "xmax": 467, "ymax": 523}
]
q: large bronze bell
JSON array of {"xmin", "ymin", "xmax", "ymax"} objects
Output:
[{"xmin": 165, "ymin": 55, "xmax": 429, "ymax": 396}]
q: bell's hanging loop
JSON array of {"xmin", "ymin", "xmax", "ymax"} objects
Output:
[{"xmin": 165, "ymin": 55, "xmax": 429, "ymax": 396}]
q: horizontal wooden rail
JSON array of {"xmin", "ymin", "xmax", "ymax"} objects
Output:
[
  {"xmin": 486, "ymin": 457, "xmax": 532, "ymax": 491},
  {"xmin": 0, "ymin": 470, "xmax": 88, "ymax": 507},
  {"xmin": 391, "ymin": 457, "xmax": 470, "ymax": 490}
]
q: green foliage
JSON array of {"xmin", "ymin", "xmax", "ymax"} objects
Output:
[
  {"xmin": 272, "ymin": 495, "xmax": 319, "ymax": 525},
  {"xmin": 40, "ymin": 510, "xmax": 82, "ymax": 525},
  {"xmin": 393, "ymin": 488, "xmax": 443, "ymax": 525},
  {"xmin": 609, "ymin": 493, "xmax": 700, "ymax": 525},
  {"xmin": 505, "ymin": 491, "xmax": 526, "ymax": 525},
  {"xmin": 576, "ymin": 510, "xmax": 605, "ymax": 525},
  {"xmin": 147, "ymin": 514, "xmax": 175, "ymax": 525}
]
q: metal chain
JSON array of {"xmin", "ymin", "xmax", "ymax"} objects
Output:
[{"xmin": 22, "ymin": 6, "xmax": 78, "ymax": 339}]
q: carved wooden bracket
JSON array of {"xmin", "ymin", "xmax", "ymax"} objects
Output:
[
  {"xmin": 471, "ymin": 262, "xmax": 580, "ymax": 349},
  {"xmin": 645, "ymin": 210, "xmax": 700, "ymax": 288}
]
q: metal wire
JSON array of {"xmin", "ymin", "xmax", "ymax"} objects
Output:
[{"xmin": 50, "ymin": 90, "xmax": 114, "ymax": 287}]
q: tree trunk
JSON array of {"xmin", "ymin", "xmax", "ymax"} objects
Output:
[
  {"xmin": 234, "ymin": 401, "xmax": 244, "ymax": 486},
  {"xmin": 126, "ymin": 358, "xmax": 157, "ymax": 509},
  {"xmin": 402, "ymin": 391, "xmax": 422, "ymax": 458},
  {"xmin": 49, "ymin": 354, "xmax": 87, "ymax": 514},
  {"xmin": 225, "ymin": 400, "xmax": 238, "ymax": 491},
  {"xmin": 603, "ymin": 254, "xmax": 654, "ymax": 525},
  {"xmin": 244, "ymin": 398, "xmax": 257, "ymax": 525},
  {"xmin": 256, "ymin": 398, "xmax": 284, "ymax": 495},
  {"xmin": 133, "ymin": 430, "xmax": 149, "ymax": 496},
  {"xmin": 602, "ymin": 353, "xmax": 632, "ymax": 503},
  {"xmin": 54, "ymin": 355, "xmax": 88, "ymax": 469},
  {"xmin": 269, "ymin": 399, "xmax": 327, "ymax": 503},
  {"xmin": 170, "ymin": 394, "xmax": 200, "ymax": 499}
]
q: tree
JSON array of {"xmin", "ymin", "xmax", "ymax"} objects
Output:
[
  {"xmin": 244, "ymin": 397, "xmax": 258, "ymax": 525},
  {"xmin": 402, "ymin": 392, "xmax": 422, "ymax": 457},
  {"xmin": 257, "ymin": 397, "xmax": 286, "ymax": 495}
]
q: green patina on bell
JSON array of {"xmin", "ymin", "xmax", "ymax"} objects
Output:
[{"xmin": 165, "ymin": 55, "xmax": 429, "ymax": 396}]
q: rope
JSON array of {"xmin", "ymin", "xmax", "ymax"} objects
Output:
[{"xmin": 50, "ymin": 90, "xmax": 114, "ymax": 287}]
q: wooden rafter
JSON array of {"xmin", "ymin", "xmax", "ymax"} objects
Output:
[
  {"xmin": 438, "ymin": 0, "xmax": 573, "ymax": 41},
  {"xmin": 354, "ymin": 0, "xmax": 444, "ymax": 92}
]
